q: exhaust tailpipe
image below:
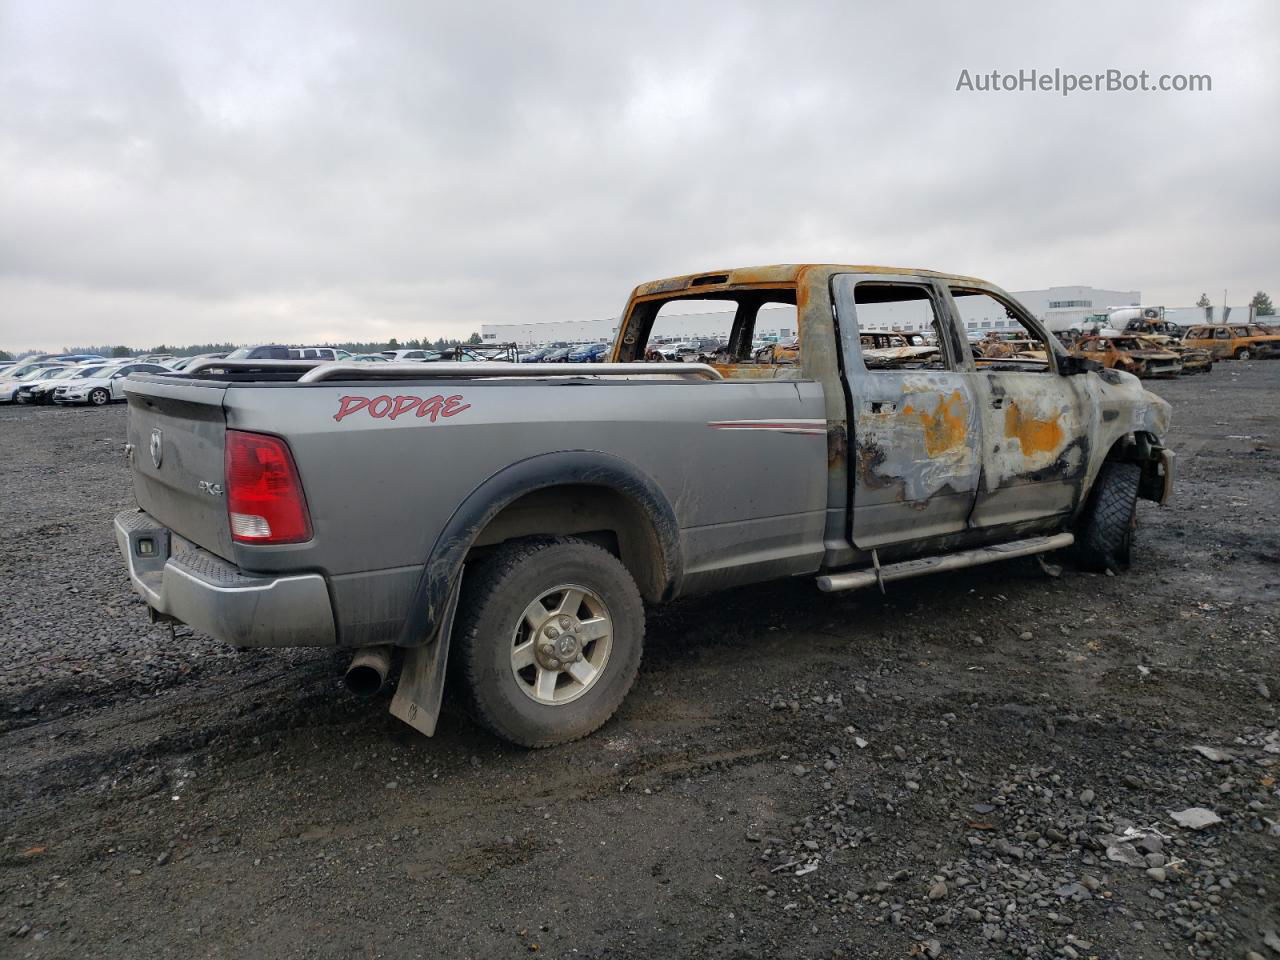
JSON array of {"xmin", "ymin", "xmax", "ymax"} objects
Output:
[{"xmin": 344, "ymin": 645, "xmax": 393, "ymax": 698}]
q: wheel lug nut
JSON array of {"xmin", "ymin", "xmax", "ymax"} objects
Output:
[
  {"xmin": 558, "ymin": 616, "xmax": 571, "ymax": 629},
  {"xmin": 539, "ymin": 642, "xmax": 554, "ymax": 655},
  {"xmin": 548, "ymin": 658, "xmax": 560, "ymax": 669},
  {"xmin": 545, "ymin": 626, "xmax": 560, "ymax": 639}
]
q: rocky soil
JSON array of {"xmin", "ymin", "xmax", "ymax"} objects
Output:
[{"xmin": 1, "ymin": 363, "xmax": 1277, "ymax": 959}]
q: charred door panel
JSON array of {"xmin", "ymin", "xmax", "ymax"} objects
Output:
[
  {"xmin": 969, "ymin": 371, "xmax": 1088, "ymax": 527},
  {"xmin": 850, "ymin": 373, "xmax": 983, "ymax": 547},
  {"xmin": 831, "ymin": 273, "xmax": 984, "ymax": 550}
]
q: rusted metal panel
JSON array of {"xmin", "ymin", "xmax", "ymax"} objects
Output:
[
  {"xmin": 629, "ymin": 263, "xmax": 988, "ymax": 300},
  {"xmin": 969, "ymin": 372, "xmax": 1088, "ymax": 527}
]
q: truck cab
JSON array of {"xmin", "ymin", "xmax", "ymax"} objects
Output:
[{"xmin": 612, "ymin": 265, "xmax": 1169, "ymax": 560}]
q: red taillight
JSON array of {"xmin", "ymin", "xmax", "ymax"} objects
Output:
[{"xmin": 225, "ymin": 430, "xmax": 312, "ymax": 544}]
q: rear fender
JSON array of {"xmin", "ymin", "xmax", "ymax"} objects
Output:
[{"xmin": 396, "ymin": 451, "xmax": 681, "ymax": 647}]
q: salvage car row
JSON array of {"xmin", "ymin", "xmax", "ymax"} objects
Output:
[
  {"xmin": 859, "ymin": 325, "xmax": 1261, "ymax": 379},
  {"xmin": 4, "ymin": 320, "xmax": 1276, "ymax": 404},
  {"xmin": 0, "ymin": 357, "xmax": 177, "ymax": 405}
]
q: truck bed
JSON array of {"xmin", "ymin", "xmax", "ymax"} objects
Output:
[{"xmin": 123, "ymin": 363, "xmax": 830, "ymax": 648}]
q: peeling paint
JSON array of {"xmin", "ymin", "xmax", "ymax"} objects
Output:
[
  {"xmin": 902, "ymin": 390, "xmax": 968, "ymax": 457},
  {"xmin": 1003, "ymin": 401, "xmax": 1064, "ymax": 456}
]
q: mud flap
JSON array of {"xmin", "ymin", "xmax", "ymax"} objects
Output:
[{"xmin": 390, "ymin": 571, "xmax": 462, "ymax": 737}]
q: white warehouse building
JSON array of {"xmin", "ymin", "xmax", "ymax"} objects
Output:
[
  {"xmin": 480, "ymin": 285, "xmax": 1140, "ymax": 345},
  {"xmin": 860, "ymin": 285, "xmax": 1142, "ymax": 334},
  {"xmin": 1012, "ymin": 285, "xmax": 1141, "ymax": 333}
]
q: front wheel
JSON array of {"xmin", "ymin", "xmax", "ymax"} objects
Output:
[
  {"xmin": 1235, "ymin": 348, "xmax": 1252, "ymax": 361},
  {"xmin": 1075, "ymin": 461, "xmax": 1141, "ymax": 573},
  {"xmin": 452, "ymin": 537, "xmax": 644, "ymax": 747},
  {"xmin": 89, "ymin": 388, "xmax": 110, "ymax": 406}
]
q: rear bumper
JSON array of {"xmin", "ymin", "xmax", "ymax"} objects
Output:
[{"xmin": 114, "ymin": 509, "xmax": 337, "ymax": 647}]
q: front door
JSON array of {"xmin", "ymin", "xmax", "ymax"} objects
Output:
[
  {"xmin": 946, "ymin": 285, "xmax": 1088, "ymax": 528},
  {"xmin": 833, "ymin": 274, "xmax": 984, "ymax": 550}
]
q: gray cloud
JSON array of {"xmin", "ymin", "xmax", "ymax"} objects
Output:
[{"xmin": 1, "ymin": 0, "xmax": 1276, "ymax": 351}]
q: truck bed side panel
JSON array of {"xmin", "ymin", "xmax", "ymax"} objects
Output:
[{"xmin": 222, "ymin": 378, "xmax": 829, "ymax": 586}]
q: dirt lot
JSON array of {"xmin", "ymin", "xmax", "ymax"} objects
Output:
[{"xmin": 2, "ymin": 364, "xmax": 1278, "ymax": 960}]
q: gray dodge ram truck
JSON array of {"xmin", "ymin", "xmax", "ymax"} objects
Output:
[{"xmin": 115, "ymin": 264, "xmax": 1173, "ymax": 746}]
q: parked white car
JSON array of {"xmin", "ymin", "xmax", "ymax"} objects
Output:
[
  {"xmin": 52, "ymin": 362, "xmax": 172, "ymax": 406},
  {"xmin": 381, "ymin": 349, "xmax": 435, "ymax": 361},
  {"xmin": 21, "ymin": 364, "xmax": 114, "ymax": 404},
  {"xmin": 1, "ymin": 359, "xmax": 68, "ymax": 383},
  {"xmin": 0, "ymin": 364, "xmax": 70, "ymax": 402},
  {"xmin": 290, "ymin": 347, "xmax": 351, "ymax": 361}
]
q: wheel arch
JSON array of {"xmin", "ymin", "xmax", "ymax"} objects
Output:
[
  {"xmin": 397, "ymin": 451, "xmax": 682, "ymax": 647},
  {"xmin": 1097, "ymin": 431, "xmax": 1169, "ymax": 504}
]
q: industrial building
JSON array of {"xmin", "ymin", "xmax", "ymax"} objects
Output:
[{"xmin": 1012, "ymin": 285, "xmax": 1142, "ymax": 332}]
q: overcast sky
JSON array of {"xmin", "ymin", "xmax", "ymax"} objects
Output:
[{"xmin": 1, "ymin": 0, "xmax": 1276, "ymax": 351}]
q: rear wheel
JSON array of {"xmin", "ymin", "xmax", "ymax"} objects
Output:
[
  {"xmin": 1235, "ymin": 348, "xmax": 1252, "ymax": 361},
  {"xmin": 1075, "ymin": 461, "xmax": 1141, "ymax": 573},
  {"xmin": 452, "ymin": 537, "xmax": 644, "ymax": 747},
  {"xmin": 89, "ymin": 388, "xmax": 109, "ymax": 405}
]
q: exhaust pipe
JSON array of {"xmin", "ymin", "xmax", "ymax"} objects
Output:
[{"xmin": 344, "ymin": 645, "xmax": 393, "ymax": 698}]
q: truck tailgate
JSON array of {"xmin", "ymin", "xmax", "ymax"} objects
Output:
[{"xmin": 125, "ymin": 378, "xmax": 234, "ymax": 560}]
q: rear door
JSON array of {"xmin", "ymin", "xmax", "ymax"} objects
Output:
[
  {"xmin": 945, "ymin": 285, "xmax": 1088, "ymax": 527},
  {"xmin": 1210, "ymin": 327, "xmax": 1233, "ymax": 358},
  {"xmin": 832, "ymin": 273, "xmax": 984, "ymax": 549}
]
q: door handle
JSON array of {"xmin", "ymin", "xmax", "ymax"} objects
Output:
[
  {"xmin": 991, "ymin": 397, "xmax": 1006, "ymax": 409},
  {"xmin": 868, "ymin": 401, "xmax": 897, "ymax": 414}
]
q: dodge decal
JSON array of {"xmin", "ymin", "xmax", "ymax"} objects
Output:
[{"xmin": 334, "ymin": 394, "xmax": 471, "ymax": 423}]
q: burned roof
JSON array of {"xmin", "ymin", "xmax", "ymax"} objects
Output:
[{"xmin": 632, "ymin": 264, "xmax": 988, "ymax": 298}]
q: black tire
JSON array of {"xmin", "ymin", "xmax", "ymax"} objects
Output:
[
  {"xmin": 89, "ymin": 388, "xmax": 109, "ymax": 406},
  {"xmin": 1075, "ymin": 461, "xmax": 1141, "ymax": 572},
  {"xmin": 1235, "ymin": 348, "xmax": 1252, "ymax": 361},
  {"xmin": 452, "ymin": 537, "xmax": 644, "ymax": 747}
]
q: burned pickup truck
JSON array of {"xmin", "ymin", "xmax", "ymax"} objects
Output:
[{"xmin": 115, "ymin": 265, "xmax": 1173, "ymax": 746}]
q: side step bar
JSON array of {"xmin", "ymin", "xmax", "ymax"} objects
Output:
[{"xmin": 816, "ymin": 532, "xmax": 1075, "ymax": 593}]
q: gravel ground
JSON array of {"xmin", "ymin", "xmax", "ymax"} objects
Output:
[{"xmin": 1, "ymin": 365, "xmax": 1278, "ymax": 959}]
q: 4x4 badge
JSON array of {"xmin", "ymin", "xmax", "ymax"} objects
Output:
[{"xmin": 149, "ymin": 429, "xmax": 163, "ymax": 469}]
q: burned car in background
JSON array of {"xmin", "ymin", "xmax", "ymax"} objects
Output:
[
  {"xmin": 1182, "ymin": 324, "xmax": 1280, "ymax": 361},
  {"xmin": 976, "ymin": 335, "xmax": 1049, "ymax": 363},
  {"xmin": 1120, "ymin": 318, "xmax": 1212, "ymax": 373},
  {"xmin": 857, "ymin": 331, "xmax": 941, "ymax": 369},
  {"xmin": 1072, "ymin": 333, "xmax": 1183, "ymax": 379},
  {"xmin": 1145, "ymin": 336, "xmax": 1214, "ymax": 374}
]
